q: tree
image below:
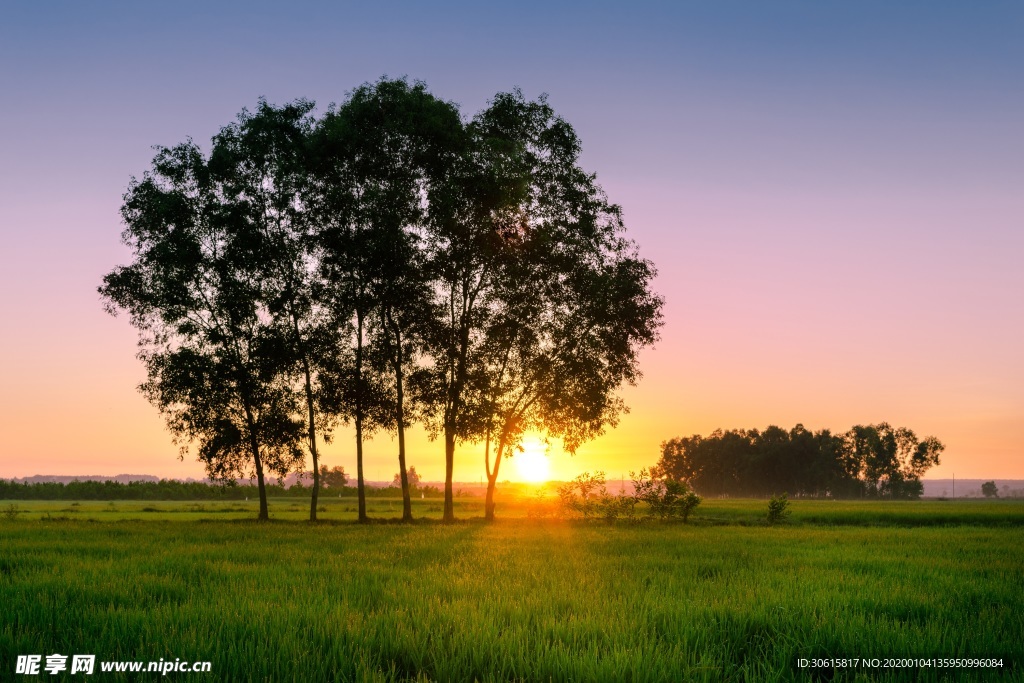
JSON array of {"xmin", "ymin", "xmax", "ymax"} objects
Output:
[
  {"xmin": 476, "ymin": 243, "xmax": 662, "ymax": 520},
  {"xmin": 99, "ymin": 142, "xmax": 305, "ymax": 520},
  {"xmin": 320, "ymin": 465, "xmax": 348, "ymax": 489},
  {"xmin": 846, "ymin": 423, "xmax": 943, "ymax": 499},
  {"xmin": 101, "ymin": 80, "xmax": 663, "ymax": 524},
  {"xmin": 392, "ymin": 465, "xmax": 422, "ymax": 491},
  {"xmin": 419, "ymin": 90, "xmax": 662, "ymax": 521},
  {"xmin": 981, "ymin": 480, "xmax": 999, "ymax": 498},
  {"xmin": 311, "ymin": 78, "xmax": 462, "ymax": 522},
  {"xmin": 206, "ymin": 98, "xmax": 349, "ymax": 522}
]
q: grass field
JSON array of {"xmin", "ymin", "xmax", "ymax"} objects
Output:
[{"xmin": 2, "ymin": 498, "xmax": 1022, "ymax": 681}]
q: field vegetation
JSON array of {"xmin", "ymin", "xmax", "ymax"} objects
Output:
[{"xmin": 2, "ymin": 498, "xmax": 1022, "ymax": 681}]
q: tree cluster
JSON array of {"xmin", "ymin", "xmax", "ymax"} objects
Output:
[
  {"xmin": 656, "ymin": 423, "xmax": 943, "ymax": 499},
  {"xmin": 99, "ymin": 78, "xmax": 663, "ymax": 522},
  {"xmin": 554, "ymin": 470, "xmax": 701, "ymax": 522}
]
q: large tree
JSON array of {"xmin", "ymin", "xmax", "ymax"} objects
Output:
[
  {"xmin": 473, "ymin": 183, "xmax": 663, "ymax": 520},
  {"xmin": 847, "ymin": 423, "xmax": 944, "ymax": 498},
  {"xmin": 99, "ymin": 142, "xmax": 306, "ymax": 520},
  {"xmin": 419, "ymin": 90, "xmax": 663, "ymax": 521},
  {"xmin": 310, "ymin": 79, "xmax": 462, "ymax": 522},
  {"xmin": 207, "ymin": 98, "xmax": 347, "ymax": 522}
]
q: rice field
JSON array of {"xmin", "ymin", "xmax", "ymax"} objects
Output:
[{"xmin": 2, "ymin": 499, "xmax": 1022, "ymax": 681}]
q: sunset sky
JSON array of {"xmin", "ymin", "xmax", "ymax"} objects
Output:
[{"xmin": 1, "ymin": 1, "xmax": 1021, "ymax": 482}]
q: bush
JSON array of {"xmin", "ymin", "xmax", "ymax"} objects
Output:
[
  {"xmin": 766, "ymin": 492, "xmax": 791, "ymax": 525},
  {"xmin": 525, "ymin": 491, "xmax": 559, "ymax": 520},
  {"xmin": 556, "ymin": 470, "xmax": 702, "ymax": 523},
  {"xmin": 632, "ymin": 469, "xmax": 702, "ymax": 522},
  {"xmin": 602, "ymin": 491, "xmax": 638, "ymax": 523},
  {"xmin": 557, "ymin": 472, "xmax": 608, "ymax": 520}
]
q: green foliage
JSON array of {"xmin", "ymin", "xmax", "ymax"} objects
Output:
[
  {"xmin": 557, "ymin": 472, "xmax": 609, "ymax": 520},
  {"xmin": 982, "ymin": 481, "xmax": 999, "ymax": 498},
  {"xmin": 2, "ymin": 503, "xmax": 19, "ymax": 521},
  {"xmin": 600, "ymin": 490, "xmax": 639, "ymax": 523},
  {"xmin": 766, "ymin": 492, "xmax": 791, "ymax": 525},
  {"xmin": 556, "ymin": 470, "xmax": 701, "ymax": 523},
  {"xmin": 632, "ymin": 468, "xmax": 702, "ymax": 522}
]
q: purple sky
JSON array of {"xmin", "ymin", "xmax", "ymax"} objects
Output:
[{"xmin": 1, "ymin": 1, "xmax": 1021, "ymax": 481}]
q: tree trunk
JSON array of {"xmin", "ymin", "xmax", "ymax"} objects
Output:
[
  {"xmin": 393, "ymin": 323, "xmax": 412, "ymax": 522},
  {"xmin": 485, "ymin": 438, "xmax": 504, "ymax": 522},
  {"xmin": 242, "ymin": 403, "xmax": 269, "ymax": 522},
  {"xmin": 443, "ymin": 318, "xmax": 471, "ymax": 523},
  {"xmin": 443, "ymin": 428, "xmax": 455, "ymax": 522},
  {"xmin": 485, "ymin": 473, "xmax": 498, "ymax": 521},
  {"xmin": 253, "ymin": 452, "xmax": 269, "ymax": 522},
  {"xmin": 303, "ymin": 360, "xmax": 320, "ymax": 522},
  {"xmin": 289, "ymin": 308, "xmax": 321, "ymax": 523},
  {"xmin": 355, "ymin": 310, "xmax": 368, "ymax": 523}
]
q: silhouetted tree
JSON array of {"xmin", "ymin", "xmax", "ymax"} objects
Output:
[
  {"xmin": 207, "ymin": 99, "xmax": 350, "ymax": 521},
  {"xmin": 846, "ymin": 423, "xmax": 943, "ymax": 498},
  {"xmin": 320, "ymin": 465, "xmax": 348, "ymax": 489},
  {"xmin": 311, "ymin": 78, "xmax": 462, "ymax": 522},
  {"xmin": 99, "ymin": 142, "xmax": 305, "ymax": 520},
  {"xmin": 981, "ymin": 480, "xmax": 999, "ymax": 498},
  {"xmin": 392, "ymin": 465, "xmax": 422, "ymax": 491},
  {"xmin": 475, "ymin": 207, "xmax": 662, "ymax": 519},
  {"xmin": 419, "ymin": 90, "xmax": 662, "ymax": 521}
]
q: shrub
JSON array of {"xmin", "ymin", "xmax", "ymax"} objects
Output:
[
  {"xmin": 525, "ymin": 491, "xmax": 559, "ymax": 520},
  {"xmin": 557, "ymin": 470, "xmax": 701, "ymax": 523},
  {"xmin": 766, "ymin": 492, "xmax": 791, "ymax": 525},
  {"xmin": 632, "ymin": 469, "xmax": 702, "ymax": 522},
  {"xmin": 557, "ymin": 472, "xmax": 608, "ymax": 520}
]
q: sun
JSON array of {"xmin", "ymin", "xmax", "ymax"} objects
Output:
[{"xmin": 513, "ymin": 437, "xmax": 551, "ymax": 483}]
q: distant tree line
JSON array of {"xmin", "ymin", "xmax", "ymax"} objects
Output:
[
  {"xmin": 98, "ymin": 77, "xmax": 662, "ymax": 522},
  {"xmin": 0, "ymin": 479, "xmax": 281, "ymax": 501},
  {"xmin": 0, "ymin": 477, "xmax": 444, "ymax": 501},
  {"xmin": 656, "ymin": 423, "xmax": 944, "ymax": 499}
]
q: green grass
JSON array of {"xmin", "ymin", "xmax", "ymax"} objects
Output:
[
  {"xmin": 2, "ymin": 500, "xmax": 1022, "ymax": 681},
  {"xmin": 6, "ymin": 496, "xmax": 1023, "ymax": 526}
]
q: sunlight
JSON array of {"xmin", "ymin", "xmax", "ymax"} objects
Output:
[{"xmin": 513, "ymin": 437, "xmax": 550, "ymax": 483}]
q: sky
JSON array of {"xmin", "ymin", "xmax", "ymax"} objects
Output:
[{"xmin": 1, "ymin": 1, "xmax": 1022, "ymax": 482}]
